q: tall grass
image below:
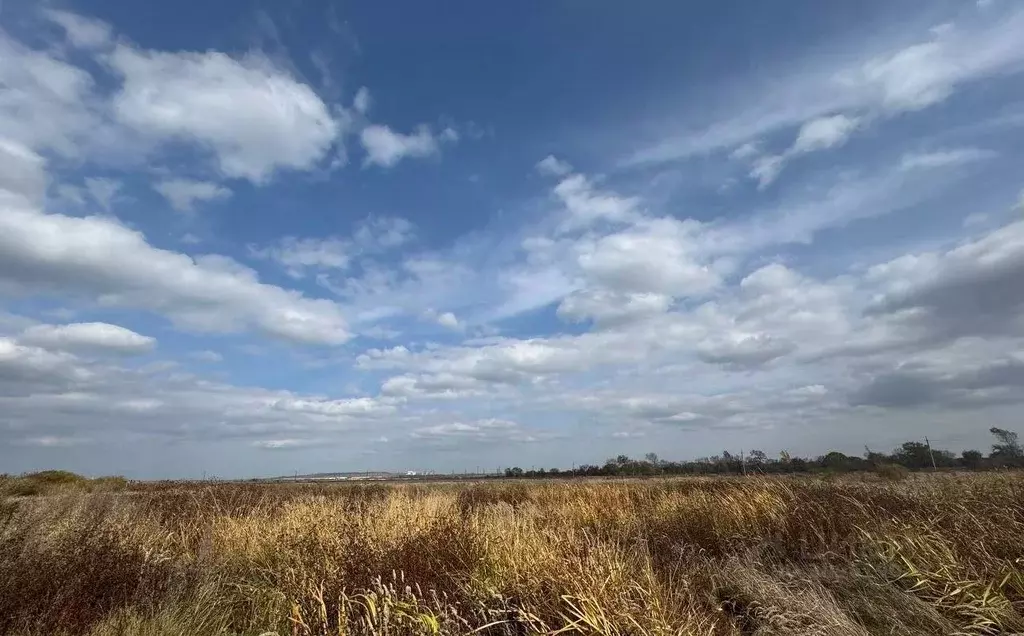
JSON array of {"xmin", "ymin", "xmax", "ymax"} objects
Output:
[{"xmin": 1, "ymin": 473, "xmax": 1022, "ymax": 635}]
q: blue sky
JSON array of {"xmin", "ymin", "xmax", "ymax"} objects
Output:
[{"xmin": 1, "ymin": 0, "xmax": 1023, "ymax": 478}]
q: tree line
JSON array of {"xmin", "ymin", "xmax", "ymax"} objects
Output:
[{"xmin": 504, "ymin": 427, "xmax": 1023, "ymax": 478}]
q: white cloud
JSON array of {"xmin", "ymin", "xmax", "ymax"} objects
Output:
[
  {"xmin": 253, "ymin": 439, "xmax": 319, "ymax": 450},
  {"xmin": 154, "ymin": 179, "xmax": 231, "ymax": 213},
  {"xmin": 625, "ymin": 8, "xmax": 1024, "ymax": 167},
  {"xmin": 729, "ymin": 142, "xmax": 760, "ymax": 161},
  {"xmin": 552, "ymin": 174, "xmax": 640, "ymax": 230},
  {"xmin": 557, "ymin": 290, "xmax": 671, "ymax": 327},
  {"xmin": 696, "ymin": 333, "xmax": 796, "ymax": 369},
  {"xmin": 0, "ymin": 195, "xmax": 351, "ymax": 345},
  {"xmin": 536, "ymin": 155, "xmax": 573, "ymax": 177},
  {"xmin": 0, "ymin": 337, "xmax": 92, "ymax": 386},
  {"xmin": 791, "ymin": 114, "xmax": 860, "ymax": 154},
  {"xmin": 252, "ymin": 237, "xmax": 351, "ymax": 277},
  {"xmin": 0, "ymin": 29, "xmax": 106, "ymax": 158},
  {"xmin": 866, "ymin": 220, "xmax": 1024, "ymax": 340},
  {"xmin": 353, "ymin": 87, "xmax": 372, "ymax": 114},
  {"xmin": 575, "ymin": 217, "xmax": 721, "ymax": 297},
  {"xmin": 190, "ymin": 350, "xmax": 223, "ymax": 363},
  {"xmin": 0, "ymin": 139, "xmax": 47, "ymax": 203},
  {"xmin": 270, "ymin": 396, "xmax": 398, "ymax": 418},
  {"xmin": 109, "ymin": 45, "xmax": 341, "ymax": 183},
  {"xmin": 19, "ymin": 322, "xmax": 156, "ymax": 355},
  {"xmin": 410, "ymin": 418, "xmax": 541, "ymax": 444},
  {"xmin": 381, "ymin": 373, "xmax": 487, "ymax": 399},
  {"xmin": 749, "ymin": 155, "xmax": 785, "ymax": 188},
  {"xmin": 360, "ymin": 124, "xmax": 446, "ymax": 168},
  {"xmin": 251, "ymin": 217, "xmax": 414, "ymax": 278},
  {"xmin": 43, "ymin": 9, "xmax": 113, "ymax": 49},
  {"xmin": 748, "ymin": 114, "xmax": 860, "ymax": 187},
  {"xmin": 898, "ymin": 148, "xmax": 996, "ymax": 171},
  {"xmin": 436, "ymin": 312, "xmax": 460, "ymax": 329}
]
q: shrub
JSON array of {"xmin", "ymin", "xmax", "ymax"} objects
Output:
[{"xmin": 876, "ymin": 463, "xmax": 911, "ymax": 482}]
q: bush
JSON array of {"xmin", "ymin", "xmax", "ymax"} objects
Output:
[
  {"xmin": 876, "ymin": 463, "xmax": 911, "ymax": 482},
  {"xmin": 0, "ymin": 471, "xmax": 127, "ymax": 497}
]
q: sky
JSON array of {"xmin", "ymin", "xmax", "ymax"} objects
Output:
[{"xmin": 1, "ymin": 0, "xmax": 1023, "ymax": 478}]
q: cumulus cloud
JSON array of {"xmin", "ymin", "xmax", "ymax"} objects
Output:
[
  {"xmin": 866, "ymin": 221, "xmax": 1024, "ymax": 341},
  {"xmin": 696, "ymin": 333, "xmax": 797, "ymax": 369},
  {"xmin": 575, "ymin": 217, "xmax": 721, "ymax": 297},
  {"xmin": 0, "ymin": 337, "xmax": 91, "ymax": 391},
  {"xmin": 154, "ymin": 179, "xmax": 231, "ymax": 213},
  {"xmin": 0, "ymin": 195, "xmax": 351, "ymax": 345},
  {"xmin": 0, "ymin": 28, "xmax": 106, "ymax": 157},
  {"xmin": 557, "ymin": 290, "xmax": 671, "ymax": 327},
  {"xmin": 851, "ymin": 356, "xmax": 1024, "ymax": 409},
  {"xmin": 536, "ymin": 155, "xmax": 573, "ymax": 177},
  {"xmin": 552, "ymin": 174, "xmax": 640, "ymax": 230},
  {"xmin": 0, "ymin": 331, "xmax": 405, "ymax": 460},
  {"xmin": 4, "ymin": 9, "xmax": 350, "ymax": 186},
  {"xmin": 19, "ymin": 322, "xmax": 155, "ymax": 355},
  {"xmin": 360, "ymin": 124, "xmax": 453, "ymax": 168},
  {"xmin": 109, "ymin": 45, "xmax": 342, "ymax": 183}
]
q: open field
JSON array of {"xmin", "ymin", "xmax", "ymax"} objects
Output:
[{"xmin": 2, "ymin": 472, "xmax": 1024, "ymax": 635}]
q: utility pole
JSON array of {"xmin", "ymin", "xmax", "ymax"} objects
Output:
[
  {"xmin": 740, "ymin": 450, "xmax": 746, "ymax": 476},
  {"xmin": 925, "ymin": 437, "xmax": 937, "ymax": 469}
]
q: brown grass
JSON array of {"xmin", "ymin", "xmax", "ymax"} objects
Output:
[{"xmin": 1, "ymin": 473, "xmax": 1023, "ymax": 635}]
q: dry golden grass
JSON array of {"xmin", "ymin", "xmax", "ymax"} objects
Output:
[{"xmin": 1, "ymin": 473, "xmax": 1023, "ymax": 635}]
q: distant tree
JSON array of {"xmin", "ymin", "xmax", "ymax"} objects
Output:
[
  {"xmin": 821, "ymin": 451, "xmax": 853, "ymax": 472},
  {"xmin": 864, "ymin": 446, "xmax": 887, "ymax": 466},
  {"xmin": 990, "ymin": 428, "xmax": 1022, "ymax": 465},
  {"xmin": 789, "ymin": 457, "xmax": 809, "ymax": 472},
  {"xmin": 644, "ymin": 452, "xmax": 660, "ymax": 465},
  {"xmin": 894, "ymin": 441, "xmax": 934, "ymax": 469},
  {"xmin": 961, "ymin": 450, "xmax": 984, "ymax": 470},
  {"xmin": 505, "ymin": 467, "xmax": 524, "ymax": 478},
  {"xmin": 933, "ymin": 449, "xmax": 956, "ymax": 468}
]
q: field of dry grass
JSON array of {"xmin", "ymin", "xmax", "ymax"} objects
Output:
[{"xmin": 1, "ymin": 472, "xmax": 1023, "ymax": 635}]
